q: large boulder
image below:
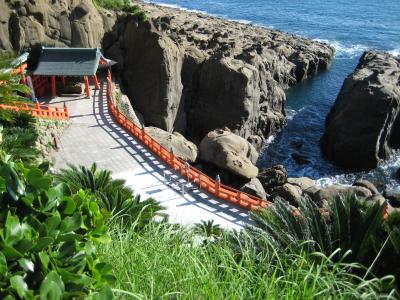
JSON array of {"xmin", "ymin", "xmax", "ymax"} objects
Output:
[
  {"xmin": 199, "ymin": 128, "xmax": 259, "ymax": 179},
  {"xmin": 240, "ymin": 177, "xmax": 267, "ymax": 199},
  {"xmin": 274, "ymin": 183, "xmax": 303, "ymax": 206},
  {"xmin": 352, "ymin": 180, "xmax": 379, "ymax": 195},
  {"xmin": 321, "ymin": 51, "xmax": 400, "ymax": 170},
  {"xmin": 311, "ymin": 185, "xmax": 372, "ymax": 205},
  {"xmin": 146, "ymin": 127, "xmax": 198, "ymax": 163}
]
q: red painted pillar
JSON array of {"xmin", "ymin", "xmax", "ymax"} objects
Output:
[
  {"xmin": 61, "ymin": 76, "xmax": 66, "ymax": 87},
  {"xmin": 93, "ymin": 75, "xmax": 100, "ymax": 89},
  {"xmin": 51, "ymin": 76, "xmax": 56, "ymax": 98},
  {"xmin": 84, "ymin": 76, "xmax": 90, "ymax": 97}
]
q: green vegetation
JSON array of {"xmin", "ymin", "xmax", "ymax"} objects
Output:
[
  {"xmin": 0, "ymin": 52, "xmax": 398, "ymax": 299},
  {"xmin": 0, "ymin": 151, "xmax": 114, "ymax": 298},
  {"xmin": 99, "ymin": 221, "xmax": 395, "ymax": 299},
  {"xmin": 54, "ymin": 163, "xmax": 166, "ymax": 227},
  {"xmin": 93, "ymin": 0, "xmax": 147, "ymax": 20},
  {"xmin": 249, "ymin": 196, "xmax": 400, "ymax": 290}
]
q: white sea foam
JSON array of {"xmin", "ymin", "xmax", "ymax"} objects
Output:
[
  {"xmin": 144, "ymin": 1, "xmax": 257, "ymax": 26},
  {"xmin": 388, "ymin": 49, "xmax": 400, "ymax": 58},
  {"xmin": 313, "ymin": 39, "xmax": 369, "ymax": 58}
]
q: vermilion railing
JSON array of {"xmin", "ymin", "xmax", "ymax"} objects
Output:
[
  {"xmin": 0, "ymin": 102, "xmax": 69, "ymax": 120},
  {"xmin": 105, "ymin": 74, "xmax": 270, "ymax": 211}
]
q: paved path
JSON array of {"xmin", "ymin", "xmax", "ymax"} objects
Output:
[{"xmin": 51, "ymin": 83, "xmax": 251, "ymax": 229}]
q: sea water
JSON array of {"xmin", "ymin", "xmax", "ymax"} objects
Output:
[{"xmin": 145, "ymin": 0, "xmax": 400, "ymax": 191}]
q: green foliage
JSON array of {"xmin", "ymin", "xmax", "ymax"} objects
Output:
[
  {"xmin": 93, "ymin": 0, "xmax": 147, "ymax": 20},
  {"xmin": 2, "ymin": 127, "xmax": 40, "ymax": 163},
  {"xmin": 0, "ymin": 52, "xmax": 16, "ymax": 69},
  {"xmin": 99, "ymin": 221, "xmax": 396, "ymax": 299},
  {"xmin": 0, "ymin": 151, "xmax": 114, "ymax": 299},
  {"xmin": 54, "ymin": 163, "xmax": 166, "ymax": 227},
  {"xmin": 193, "ymin": 220, "xmax": 223, "ymax": 243},
  {"xmin": 0, "ymin": 110, "xmax": 36, "ymax": 129},
  {"xmin": 249, "ymin": 195, "xmax": 400, "ymax": 287},
  {"xmin": 0, "ymin": 71, "xmax": 30, "ymax": 105}
]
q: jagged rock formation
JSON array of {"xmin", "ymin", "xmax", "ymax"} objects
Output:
[
  {"xmin": 321, "ymin": 51, "xmax": 400, "ymax": 170},
  {"xmin": 0, "ymin": 0, "xmax": 116, "ymax": 52},
  {"xmin": 103, "ymin": 2, "xmax": 335, "ymax": 148},
  {"xmin": 0, "ymin": 1, "xmax": 334, "ymax": 150}
]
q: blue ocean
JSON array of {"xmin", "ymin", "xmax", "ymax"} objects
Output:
[{"xmin": 146, "ymin": 0, "xmax": 400, "ymax": 190}]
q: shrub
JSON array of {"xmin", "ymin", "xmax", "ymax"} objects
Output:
[
  {"xmin": 93, "ymin": 0, "xmax": 147, "ymax": 21},
  {"xmin": 2, "ymin": 127, "xmax": 40, "ymax": 163},
  {"xmin": 0, "ymin": 110, "xmax": 36, "ymax": 129},
  {"xmin": 54, "ymin": 163, "xmax": 166, "ymax": 227},
  {"xmin": 248, "ymin": 195, "xmax": 400, "ymax": 289},
  {"xmin": 0, "ymin": 151, "xmax": 114, "ymax": 298},
  {"xmin": 99, "ymin": 221, "xmax": 397, "ymax": 299}
]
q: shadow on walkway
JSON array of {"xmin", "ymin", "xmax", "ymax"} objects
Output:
[{"xmin": 92, "ymin": 82, "xmax": 252, "ymax": 227}]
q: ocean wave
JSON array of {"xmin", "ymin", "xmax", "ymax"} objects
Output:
[
  {"xmin": 388, "ymin": 49, "xmax": 400, "ymax": 57},
  {"xmin": 313, "ymin": 39, "xmax": 369, "ymax": 58},
  {"xmin": 144, "ymin": 1, "xmax": 263, "ymax": 27},
  {"xmin": 143, "ymin": 1, "xmax": 208, "ymax": 14}
]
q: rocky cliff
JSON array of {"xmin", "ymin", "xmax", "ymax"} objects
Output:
[
  {"xmin": 0, "ymin": 0, "xmax": 334, "ymax": 150},
  {"xmin": 103, "ymin": 2, "xmax": 335, "ymax": 148},
  {"xmin": 321, "ymin": 51, "xmax": 400, "ymax": 170},
  {"xmin": 0, "ymin": 0, "xmax": 117, "ymax": 52}
]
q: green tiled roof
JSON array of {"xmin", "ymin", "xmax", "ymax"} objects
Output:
[{"xmin": 32, "ymin": 47, "xmax": 101, "ymax": 76}]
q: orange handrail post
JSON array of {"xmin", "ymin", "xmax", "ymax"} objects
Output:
[{"xmin": 51, "ymin": 76, "xmax": 56, "ymax": 98}]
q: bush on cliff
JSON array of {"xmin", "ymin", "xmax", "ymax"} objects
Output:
[
  {"xmin": 248, "ymin": 196, "xmax": 400, "ymax": 291},
  {"xmin": 93, "ymin": 0, "xmax": 147, "ymax": 20}
]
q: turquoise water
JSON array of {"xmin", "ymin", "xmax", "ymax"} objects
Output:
[{"xmin": 146, "ymin": 0, "xmax": 400, "ymax": 189}]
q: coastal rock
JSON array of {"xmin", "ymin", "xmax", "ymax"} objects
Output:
[
  {"xmin": 321, "ymin": 51, "xmax": 400, "ymax": 170},
  {"xmin": 104, "ymin": 2, "xmax": 334, "ymax": 147},
  {"xmin": 258, "ymin": 165, "xmax": 288, "ymax": 192},
  {"xmin": 312, "ymin": 185, "xmax": 372, "ymax": 205},
  {"xmin": 287, "ymin": 177, "xmax": 316, "ymax": 190},
  {"xmin": 383, "ymin": 190, "xmax": 400, "ymax": 208},
  {"xmin": 240, "ymin": 178, "xmax": 267, "ymax": 199},
  {"xmin": 274, "ymin": 183, "xmax": 303, "ymax": 206},
  {"xmin": 352, "ymin": 180, "xmax": 379, "ymax": 195},
  {"xmin": 145, "ymin": 127, "xmax": 198, "ymax": 163},
  {"xmin": 199, "ymin": 129, "xmax": 259, "ymax": 179}
]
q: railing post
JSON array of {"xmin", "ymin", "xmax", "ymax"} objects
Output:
[
  {"xmin": 185, "ymin": 162, "xmax": 190, "ymax": 183},
  {"xmin": 169, "ymin": 147, "xmax": 174, "ymax": 167},
  {"xmin": 215, "ymin": 174, "xmax": 221, "ymax": 196},
  {"xmin": 141, "ymin": 124, "xmax": 145, "ymax": 142},
  {"xmin": 64, "ymin": 102, "xmax": 68, "ymax": 118}
]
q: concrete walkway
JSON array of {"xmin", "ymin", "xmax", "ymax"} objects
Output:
[{"xmin": 51, "ymin": 83, "xmax": 251, "ymax": 230}]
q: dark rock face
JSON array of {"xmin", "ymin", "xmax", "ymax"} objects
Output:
[
  {"xmin": 0, "ymin": 0, "xmax": 116, "ymax": 52},
  {"xmin": 321, "ymin": 51, "xmax": 400, "ymax": 170},
  {"xmin": 103, "ymin": 3, "xmax": 334, "ymax": 148},
  {"xmin": 257, "ymin": 165, "xmax": 288, "ymax": 193}
]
